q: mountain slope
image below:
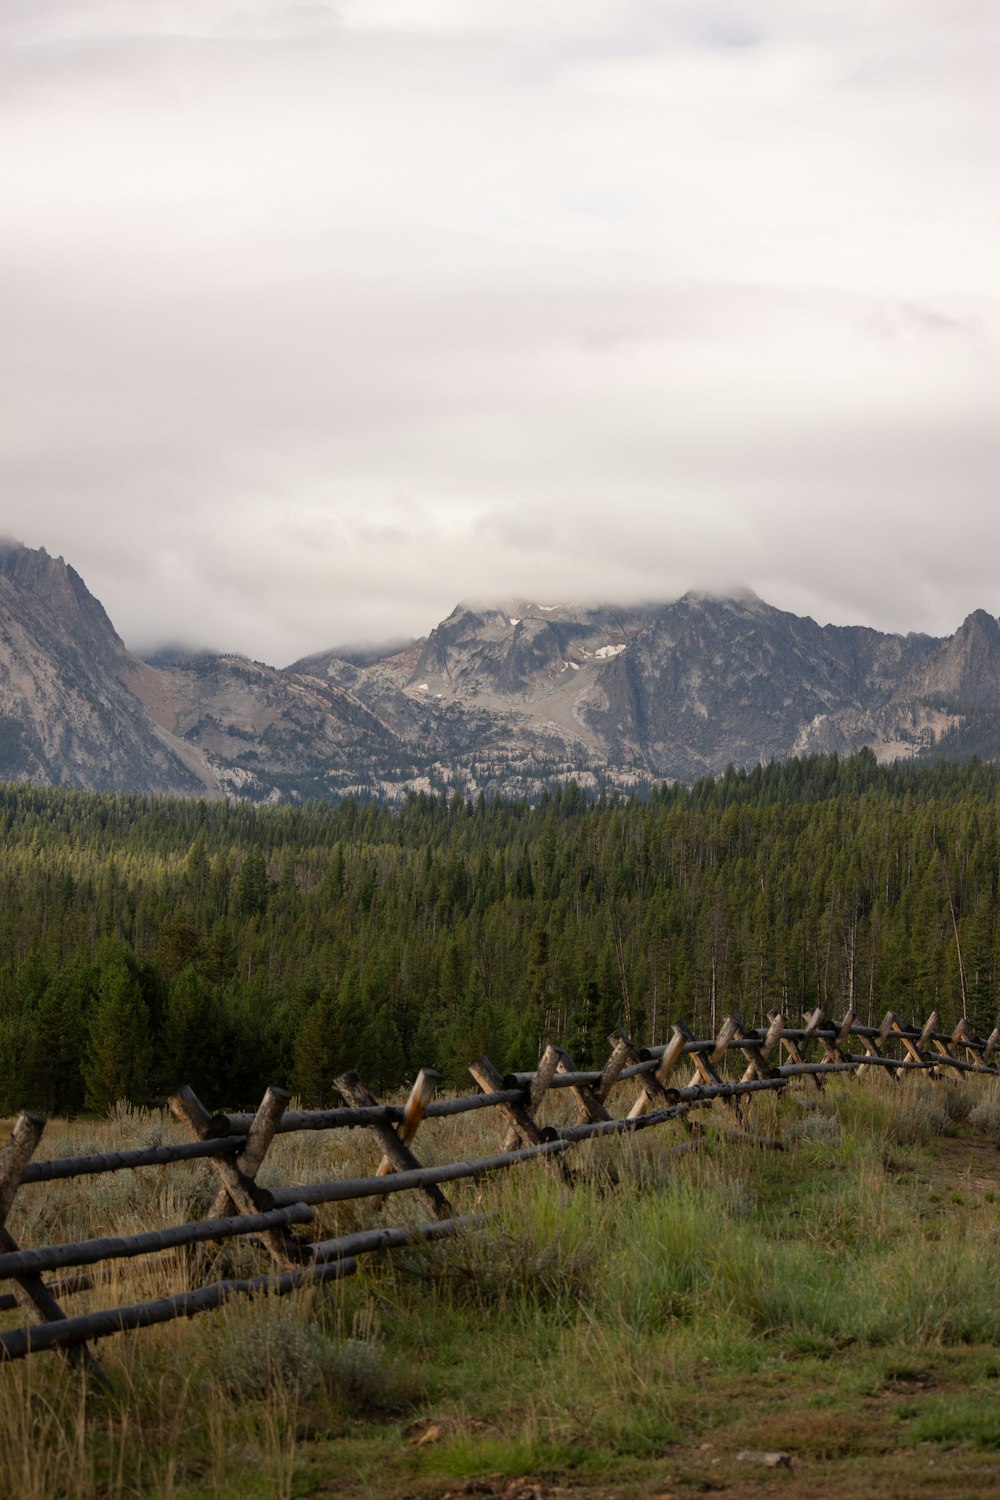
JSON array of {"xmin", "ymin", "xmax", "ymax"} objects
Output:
[
  {"xmin": 1, "ymin": 542, "xmax": 998, "ymax": 800},
  {"xmin": 0, "ymin": 544, "xmax": 211, "ymax": 794}
]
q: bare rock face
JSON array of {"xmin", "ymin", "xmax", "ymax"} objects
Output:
[
  {"xmin": 895, "ymin": 610, "xmax": 1000, "ymax": 708},
  {"xmin": 1, "ymin": 541, "xmax": 998, "ymax": 802},
  {"xmin": 0, "ymin": 543, "xmax": 208, "ymax": 794}
]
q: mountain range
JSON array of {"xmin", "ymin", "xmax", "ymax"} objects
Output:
[{"xmin": 2, "ymin": 541, "xmax": 999, "ymax": 802}]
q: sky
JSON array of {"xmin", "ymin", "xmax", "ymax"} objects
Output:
[{"xmin": 1, "ymin": 1, "xmax": 997, "ymax": 666}]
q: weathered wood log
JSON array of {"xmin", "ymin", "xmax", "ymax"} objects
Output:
[
  {"xmin": 375, "ymin": 1068, "xmax": 441, "ymax": 1179},
  {"xmin": 932, "ymin": 1021, "xmax": 971, "ymax": 1079},
  {"xmin": 710, "ymin": 1015, "xmax": 742, "ymax": 1068},
  {"xmin": 551, "ymin": 1101, "xmax": 691, "ymax": 1143},
  {"xmin": 240, "ymin": 1086, "xmax": 292, "ymax": 1179},
  {"xmin": 686, "ymin": 1020, "xmax": 747, "ymax": 1128},
  {"xmin": 0, "ymin": 1258, "xmax": 362, "ymax": 1362},
  {"xmin": 857, "ymin": 1022, "xmax": 901, "ymax": 1080},
  {"xmin": 816, "ymin": 1010, "xmax": 853, "ymax": 1069},
  {"xmin": 628, "ymin": 1024, "xmax": 688, "ymax": 1120},
  {"xmin": 957, "ymin": 1026, "xmax": 992, "ymax": 1072},
  {"xmin": 840, "ymin": 1054, "xmax": 973, "ymax": 1072},
  {"xmin": 310, "ymin": 1212, "xmax": 484, "ymax": 1264},
  {"xmin": 0, "ymin": 1112, "xmax": 45, "ymax": 1227},
  {"xmin": 269, "ymin": 1138, "xmax": 575, "ymax": 1208},
  {"xmin": 740, "ymin": 1012, "xmax": 784, "ymax": 1084},
  {"xmin": 0, "ymin": 1111, "xmax": 111, "ymax": 1379},
  {"xmin": 917, "ymin": 1011, "xmax": 940, "ymax": 1049},
  {"xmin": 855, "ymin": 1011, "xmax": 901, "ymax": 1080},
  {"xmin": 500, "ymin": 1044, "xmax": 561, "ymax": 1151},
  {"xmin": 529, "ymin": 1045, "xmax": 563, "ymax": 1115},
  {"xmin": 470, "ymin": 1056, "xmax": 551, "ymax": 1148},
  {"xmin": 208, "ymin": 1085, "xmax": 292, "ymax": 1221},
  {"xmin": 0, "ymin": 1112, "xmax": 105, "ymax": 1378},
  {"xmin": 555, "ymin": 1077, "xmax": 788, "ymax": 1146},
  {"xmin": 168, "ymin": 1085, "xmax": 305, "ymax": 1269},
  {"xmin": 335, "ymin": 1071, "xmax": 453, "ymax": 1219},
  {"xmin": 0, "ymin": 1227, "xmax": 72, "ymax": 1336},
  {"xmin": 607, "ymin": 1031, "xmax": 653, "ymax": 1101},
  {"xmin": 549, "ymin": 1077, "xmax": 785, "ymax": 1144},
  {"xmin": 504, "ymin": 1066, "xmax": 609, "ymax": 1089},
  {"xmin": 772, "ymin": 1009, "xmax": 824, "ymax": 1091},
  {"xmin": 652, "ymin": 1023, "xmax": 692, "ymax": 1083},
  {"xmin": 597, "ymin": 1032, "xmax": 640, "ymax": 1104},
  {"xmin": 604, "ymin": 1030, "xmax": 673, "ymax": 1121},
  {"xmin": 672, "ymin": 1078, "xmax": 789, "ymax": 1101},
  {"xmin": 0, "ymin": 1271, "xmax": 94, "ymax": 1314},
  {"xmin": 223, "ymin": 1091, "xmax": 525, "ymax": 1137},
  {"xmin": 0, "ymin": 1203, "xmax": 315, "ymax": 1281},
  {"xmin": 890, "ymin": 1015, "xmax": 939, "ymax": 1079},
  {"xmin": 23, "ymin": 1136, "xmax": 246, "ymax": 1185},
  {"xmin": 554, "ymin": 1046, "xmax": 611, "ymax": 1125},
  {"xmin": 777, "ymin": 1062, "xmax": 856, "ymax": 1078}
]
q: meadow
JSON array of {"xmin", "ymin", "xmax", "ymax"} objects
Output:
[{"xmin": 3, "ymin": 1072, "xmax": 1000, "ymax": 1500}]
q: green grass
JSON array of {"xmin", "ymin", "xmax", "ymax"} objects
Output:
[{"xmin": 2, "ymin": 1076, "xmax": 1000, "ymax": 1497}]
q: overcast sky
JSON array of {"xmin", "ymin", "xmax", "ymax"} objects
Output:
[{"xmin": 2, "ymin": 1, "xmax": 997, "ymax": 665}]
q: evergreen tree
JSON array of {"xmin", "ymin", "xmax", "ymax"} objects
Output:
[
  {"xmin": 84, "ymin": 949, "xmax": 154, "ymax": 1111},
  {"xmin": 158, "ymin": 966, "xmax": 219, "ymax": 1097}
]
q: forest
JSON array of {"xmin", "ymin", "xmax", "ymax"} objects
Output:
[{"xmin": 0, "ymin": 748, "xmax": 998, "ymax": 1118}]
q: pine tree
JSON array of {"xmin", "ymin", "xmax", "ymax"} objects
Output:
[
  {"xmin": 84, "ymin": 950, "xmax": 154, "ymax": 1111},
  {"xmin": 158, "ymin": 967, "xmax": 219, "ymax": 1097}
]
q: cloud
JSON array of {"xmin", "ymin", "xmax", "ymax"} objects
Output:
[{"xmin": 0, "ymin": 1, "xmax": 997, "ymax": 661}]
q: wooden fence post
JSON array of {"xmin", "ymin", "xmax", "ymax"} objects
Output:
[
  {"xmin": 471, "ymin": 1054, "xmax": 574, "ymax": 1184},
  {"xmin": 603, "ymin": 1030, "xmax": 673, "ymax": 1118},
  {"xmin": 627, "ymin": 1025, "xmax": 689, "ymax": 1120},
  {"xmin": 856, "ymin": 1011, "xmax": 900, "ymax": 1080},
  {"xmin": 168, "ymin": 1085, "xmax": 310, "ymax": 1270},
  {"xmin": 551, "ymin": 1047, "xmax": 611, "ymax": 1125},
  {"xmin": 688, "ymin": 1018, "xmax": 747, "ymax": 1129},
  {"xmin": 816, "ymin": 1010, "xmax": 854, "ymax": 1070},
  {"xmin": 335, "ymin": 1072, "xmax": 453, "ymax": 1220},
  {"xmin": 499, "ymin": 1044, "xmax": 562, "ymax": 1151},
  {"xmin": 932, "ymin": 1019, "xmax": 975, "ymax": 1079},
  {"xmin": 773, "ymin": 1009, "xmax": 825, "ymax": 1090},
  {"xmin": 376, "ymin": 1068, "xmax": 441, "ymax": 1177},
  {"xmin": 0, "ymin": 1112, "xmax": 104, "ymax": 1378},
  {"xmin": 732, "ymin": 1012, "xmax": 781, "ymax": 1083},
  {"xmin": 891, "ymin": 1013, "xmax": 939, "ymax": 1080}
]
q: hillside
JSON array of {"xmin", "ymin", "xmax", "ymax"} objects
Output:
[
  {"xmin": 1, "ymin": 542, "xmax": 999, "ymax": 799},
  {"xmin": 2, "ymin": 756, "xmax": 999, "ymax": 1116}
]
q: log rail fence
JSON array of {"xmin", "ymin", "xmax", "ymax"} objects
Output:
[{"xmin": 1, "ymin": 1007, "xmax": 998, "ymax": 1374}]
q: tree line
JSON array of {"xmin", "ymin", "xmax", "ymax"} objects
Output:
[{"xmin": 0, "ymin": 749, "xmax": 998, "ymax": 1116}]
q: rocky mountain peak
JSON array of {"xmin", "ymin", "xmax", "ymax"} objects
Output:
[
  {"xmin": 0, "ymin": 539, "xmax": 120, "ymax": 650},
  {"xmin": 2, "ymin": 545, "xmax": 1000, "ymax": 800},
  {"xmin": 958, "ymin": 608, "xmax": 1000, "ymax": 638},
  {"xmin": 886, "ymin": 607, "xmax": 1000, "ymax": 711},
  {"xmin": 0, "ymin": 542, "xmax": 207, "ymax": 793}
]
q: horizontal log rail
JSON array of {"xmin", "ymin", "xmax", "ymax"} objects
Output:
[
  {"xmin": 2, "ymin": 1007, "xmax": 998, "ymax": 1373},
  {"xmin": 0, "ymin": 1204, "xmax": 316, "ymax": 1282}
]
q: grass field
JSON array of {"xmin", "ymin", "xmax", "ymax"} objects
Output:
[{"xmin": 2, "ymin": 1074, "xmax": 1000, "ymax": 1499}]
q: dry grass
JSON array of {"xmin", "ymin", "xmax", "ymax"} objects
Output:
[{"xmin": 1, "ymin": 1072, "xmax": 1000, "ymax": 1498}]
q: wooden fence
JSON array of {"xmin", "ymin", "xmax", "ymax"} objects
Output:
[{"xmin": 1, "ymin": 1006, "xmax": 998, "ymax": 1374}]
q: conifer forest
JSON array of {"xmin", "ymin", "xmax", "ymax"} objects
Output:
[{"xmin": 2, "ymin": 750, "xmax": 999, "ymax": 1119}]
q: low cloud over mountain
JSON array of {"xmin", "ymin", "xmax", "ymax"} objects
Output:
[{"xmin": 2, "ymin": 543, "xmax": 998, "ymax": 802}]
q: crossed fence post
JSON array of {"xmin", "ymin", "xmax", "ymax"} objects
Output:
[
  {"xmin": 0, "ymin": 1111, "xmax": 106, "ymax": 1378},
  {"xmin": 168, "ymin": 1084, "xmax": 310, "ymax": 1271},
  {"xmin": 334, "ymin": 1069, "xmax": 453, "ymax": 1219}
]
